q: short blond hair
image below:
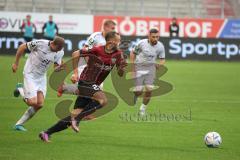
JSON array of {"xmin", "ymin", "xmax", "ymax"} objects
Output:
[
  {"xmin": 103, "ymin": 19, "xmax": 116, "ymax": 27},
  {"xmin": 53, "ymin": 36, "xmax": 65, "ymax": 46}
]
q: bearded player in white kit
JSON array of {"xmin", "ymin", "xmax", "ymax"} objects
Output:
[
  {"xmin": 12, "ymin": 36, "xmax": 65, "ymax": 131},
  {"xmin": 130, "ymin": 28, "xmax": 165, "ymax": 116}
]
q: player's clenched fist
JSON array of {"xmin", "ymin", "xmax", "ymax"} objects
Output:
[
  {"xmin": 12, "ymin": 63, "xmax": 18, "ymax": 73},
  {"xmin": 71, "ymin": 73, "xmax": 79, "ymax": 84}
]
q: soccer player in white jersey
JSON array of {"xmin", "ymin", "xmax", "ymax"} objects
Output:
[
  {"xmin": 130, "ymin": 28, "xmax": 165, "ymax": 116},
  {"xmin": 12, "ymin": 36, "xmax": 65, "ymax": 131},
  {"xmin": 58, "ymin": 20, "xmax": 116, "ymax": 97}
]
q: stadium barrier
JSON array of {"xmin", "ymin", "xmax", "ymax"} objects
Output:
[{"xmin": 1, "ymin": 32, "xmax": 240, "ymax": 61}]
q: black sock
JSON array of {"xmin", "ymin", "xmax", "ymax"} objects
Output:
[
  {"xmin": 76, "ymin": 100, "xmax": 102, "ymax": 124},
  {"xmin": 46, "ymin": 116, "xmax": 71, "ymax": 135}
]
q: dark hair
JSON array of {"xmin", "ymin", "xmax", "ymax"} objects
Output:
[
  {"xmin": 105, "ymin": 31, "xmax": 120, "ymax": 41},
  {"xmin": 103, "ymin": 19, "xmax": 116, "ymax": 27},
  {"xmin": 149, "ymin": 28, "xmax": 159, "ymax": 34}
]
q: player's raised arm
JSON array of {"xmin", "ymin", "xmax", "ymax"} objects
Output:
[
  {"xmin": 116, "ymin": 53, "xmax": 127, "ymax": 77},
  {"xmin": 12, "ymin": 43, "xmax": 28, "ymax": 73},
  {"xmin": 130, "ymin": 50, "xmax": 136, "ymax": 64},
  {"xmin": 71, "ymin": 50, "xmax": 81, "ymax": 83},
  {"xmin": 130, "ymin": 48, "xmax": 137, "ymax": 78},
  {"xmin": 130, "ymin": 50, "xmax": 136, "ymax": 68},
  {"xmin": 156, "ymin": 43, "xmax": 166, "ymax": 69}
]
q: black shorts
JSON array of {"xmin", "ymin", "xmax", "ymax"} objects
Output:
[
  {"xmin": 74, "ymin": 96, "xmax": 92, "ymax": 109},
  {"xmin": 78, "ymin": 80, "xmax": 101, "ymax": 98}
]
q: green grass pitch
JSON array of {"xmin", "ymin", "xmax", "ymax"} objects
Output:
[{"xmin": 0, "ymin": 55, "xmax": 240, "ymax": 160}]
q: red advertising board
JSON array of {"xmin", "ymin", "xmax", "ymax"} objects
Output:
[{"xmin": 94, "ymin": 16, "xmax": 225, "ymax": 38}]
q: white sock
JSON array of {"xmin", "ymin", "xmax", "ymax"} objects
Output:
[
  {"xmin": 16, "ymin": 107, "xmax": 36, "ymax": 126},
  {"xmin": 18, "ymin": 87, "xmax": 25, "ymax": 97},
  {"xmin": 140, "ymin": 104, "xmax": 147, "ymax": 111},
  {"xmin": 62, "ymin": 84, "xmax": 78, "ymax": 95}
]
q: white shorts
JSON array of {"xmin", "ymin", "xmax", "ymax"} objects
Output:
[
  {"xmin": 23, "ymin": 74, "xmax": 47, "ymax": 99},
  {"xmin": 134, "ymin": 64, "xmax": 156, "ymax": 92},
  {"xmin": 133, "ymin": 71, "xmax": 154, "ymax": 92}
]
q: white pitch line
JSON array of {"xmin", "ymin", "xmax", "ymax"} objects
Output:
[{"xmin": 0, "ymin": 96, "xmax": 240, "ymax": 104}]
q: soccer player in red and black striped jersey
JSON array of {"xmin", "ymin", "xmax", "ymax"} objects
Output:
[{"xmin": 39, "ymin": 31, "xmax": 126, "ymax": 142}]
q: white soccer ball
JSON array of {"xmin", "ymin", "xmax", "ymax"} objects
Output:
[{"xmin": 204, "ymin": 132, "xmax": 222, "ymax": 148}]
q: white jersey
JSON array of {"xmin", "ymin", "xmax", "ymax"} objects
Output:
[
  {"xmin": 77, "ymin": 32, "xmax": 106, "ymax": 73},
  {"xmin": 133, "ymin": 39, "xmax": 165, "ymax": 64},
  {"xmin": 84, "ymin": 32, "xmax": 106, "ymax": 49},
  {"xmin": 24, "ymin": 40, "xmax": 64, "ymax": 78}
]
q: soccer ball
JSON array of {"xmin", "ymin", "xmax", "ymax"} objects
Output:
[{"xmin": 204, "ymin": 132, "xmax": 222, "ymax": 148}]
